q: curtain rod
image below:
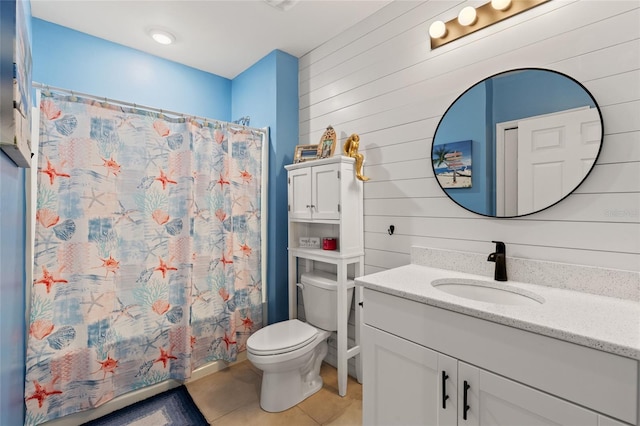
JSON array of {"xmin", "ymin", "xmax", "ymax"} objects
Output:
[{"xmin": 32, "ymin": 82, "xmax": 261, "ymax": 132}]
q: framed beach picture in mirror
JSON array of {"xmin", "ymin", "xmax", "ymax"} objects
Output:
[{"xmin": 432, "ymin": 140, "xmax": 472, "ymax": 188}]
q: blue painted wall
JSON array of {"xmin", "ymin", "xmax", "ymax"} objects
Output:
[
  {"xmin": 232, "ymin": 50, "xmax": 298, "ymax": 324},
  {"xmin": 2, "ymin": 20, "xmax": 295, "ymax": 424},
  {"xmin": 492, "ymin": 69, "xmax": 595, "ymax": 125},
  {"xmin": 31, "ymin": 21, "xmax": 297, "ymax": 330},
  {"xmin": 0, "ymin": 1, "xmax": 29, "ymax": 425},
  {"xmin": 435, "ymin": 82, "xmax": 493, "ymax": 215},
  {"xmin": 32, "ymin": 19, "xmax": 232, "ymax": 120}
]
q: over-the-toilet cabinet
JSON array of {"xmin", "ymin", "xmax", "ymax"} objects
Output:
[
  {"xmin": 363, "ymin": 289, "xmax": 637, "ymax": 426},
  {"xmin": 285, "ymin": 155, "xmax": 364, "ymax": 398},
  {"xmin": 288, "ymin": 162, "xmax": 340, "ymax": 221},
  {"xmin": 286, "ymin": 157, "xmax": 363, "ymax": 255}
]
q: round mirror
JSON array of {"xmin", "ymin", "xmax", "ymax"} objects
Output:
[{"xmin": 432, "ymin": 68, "xmax": 603, "ymax": 217}]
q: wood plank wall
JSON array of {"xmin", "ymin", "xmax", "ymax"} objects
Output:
[{"xmin": 298, "ymin": 0, "xmax": 640, "ymax": 276}]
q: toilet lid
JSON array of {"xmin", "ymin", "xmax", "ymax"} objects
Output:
[{"xmin": 247, "ymin": 319, "xmax": 318, "ymax": 356}]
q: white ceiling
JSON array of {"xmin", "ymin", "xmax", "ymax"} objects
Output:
[{"xmin": 31, "ymin": 0, "xmax": 393, "ymax": 79}]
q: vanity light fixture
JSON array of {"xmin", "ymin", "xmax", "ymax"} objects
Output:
[
  {"xmin": 149, "ymin": 28, "xmax": 175, "ymax": 45},
  {"xmin": 429, "ymin": 0, "xmax": 549, "ymax": 49},
  {"xmin": 491, "ymin": 0, "xmax": 512, "ymax": 11},
  {"xmin": 457, "ymin": 6, "xmax": 477, "ymax": 26},
  {"xmin": 428, "ymin": 20, "xmax": 447, "ymax": 39}
]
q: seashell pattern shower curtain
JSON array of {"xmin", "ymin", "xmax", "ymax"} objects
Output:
[{"xmin": 25, "ymin": 93, "xmax": 264, "ymax": 425}]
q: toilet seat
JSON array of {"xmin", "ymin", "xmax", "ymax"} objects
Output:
[{"xmin": 247, "ymin": 319, "xmax": 318, "ymax": 356}]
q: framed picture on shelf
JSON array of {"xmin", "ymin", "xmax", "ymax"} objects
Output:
[
  {"xmin": 317, "ymin": 125, "xmax": 337, "ymax": 159},
  {"xmin": 294, "ymin": 144, "xmax": 319, "ymax": 163}
]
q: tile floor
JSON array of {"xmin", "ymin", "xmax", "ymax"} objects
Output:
[{"xmin": 187, "ymin": 360, "xmax": 362, "ymax": 425}]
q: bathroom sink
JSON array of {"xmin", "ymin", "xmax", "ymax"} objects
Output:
[{"xmin": 431, "ymin": 278, "xmax": 544, "ymax": 306}]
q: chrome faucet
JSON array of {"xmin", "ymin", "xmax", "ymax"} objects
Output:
[{"xmin": 487, "ymin": 241, "xmax": 508, "ymax": 282}]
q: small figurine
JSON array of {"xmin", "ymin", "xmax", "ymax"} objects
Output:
[{"xmin": 343, "ymin": 133, "xmax": 369, "ymax": 181}]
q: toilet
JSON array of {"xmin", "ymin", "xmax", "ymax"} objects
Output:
[{"xmin": 246, "ymin": 270, "xmax": 354, "ymax": 412}]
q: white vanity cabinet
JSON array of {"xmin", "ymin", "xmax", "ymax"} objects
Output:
[
  {"xmin": 362, "ymin": 288, "xmax": 639, "ymax": 426},
  {"xmin": 363, "ymin": 324, "xmax": 603, "ymax": 425},
  {"xmin": 285, "ymin": 156, "xmax": 365, "ymax": 397}
]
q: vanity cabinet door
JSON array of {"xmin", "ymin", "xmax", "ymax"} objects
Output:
[
  {"xmin": 362, "ymin": 324, "xmax": 440, "ymax": 426},
  {"xmin": 459, "ymin": 362, "xmax": 599, "ymax": 426}
]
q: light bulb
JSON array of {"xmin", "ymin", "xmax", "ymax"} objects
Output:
[
  {"xmin": 429, "ymin": 21, "xmax": 447, "ymax": 39},
  {"xmin": 149, "ymin": 29, "xmax": 175, "ymax": 45},
  {"xmin": 491, "ymin": 0, "xmax": 512, "ymax": 11},
  {"xmin": 457, "ymin": 6, "xmax": 477, "ymax": 26}
]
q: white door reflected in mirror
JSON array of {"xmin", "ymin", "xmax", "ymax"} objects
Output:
[{"xmin": 496, "ymin": 106, "xmax": 601, "ymax": 216}]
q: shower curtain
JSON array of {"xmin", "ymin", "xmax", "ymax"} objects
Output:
[{"xmin": 25, "ymin": 92, "xmax": 265, "ymax": 425}]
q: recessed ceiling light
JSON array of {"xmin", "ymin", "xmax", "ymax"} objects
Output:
[{"xmin": 149, "ymin": 28, "xmax": 175, "ymax": 45}]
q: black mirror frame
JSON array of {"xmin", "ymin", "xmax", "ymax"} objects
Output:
[{"xmin": 431, "ymin": 67, "xmax": 604, "ymax": 218}]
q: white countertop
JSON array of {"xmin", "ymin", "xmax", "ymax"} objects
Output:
[{"xmin": 356, "ymin": 264, "xmax": 640, "ymax": 360}]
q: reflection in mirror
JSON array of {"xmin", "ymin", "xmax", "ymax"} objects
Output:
[{"xmin": 432, "ymin": 68, "xmax": 603, "ymax": 218}]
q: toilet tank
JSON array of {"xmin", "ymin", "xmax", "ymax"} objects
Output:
[{"xmin": 299, "ymin": 271, "xmax": 354, "ymax": 332}]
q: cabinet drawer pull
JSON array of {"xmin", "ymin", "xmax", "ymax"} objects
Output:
[
  {"xmin": 463, "ymin": 380, "xmax": 471, "ymax": 420},
  {"xmin": 442, "ymin": 371, "xmax": 449, "ymax": 409}
]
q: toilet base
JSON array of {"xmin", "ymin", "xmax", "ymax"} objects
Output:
[
  {"xmin": 259, "ymin": 367, "xmax": 324, "ymax": 412},
  {"xmin": 254, "ymin": 333, "xmax": 330, "ymax": 413}
]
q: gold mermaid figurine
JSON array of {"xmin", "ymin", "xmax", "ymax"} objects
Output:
[{"xmin": 343, "ymin": 133, "xmax": 370, "ymax": 181}]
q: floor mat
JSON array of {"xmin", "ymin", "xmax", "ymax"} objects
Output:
[{"xmin": 82, "ymin": 386, "xmax": 208, "ymax": 426}]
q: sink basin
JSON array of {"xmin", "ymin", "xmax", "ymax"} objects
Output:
[{"xmin": 431, "ymin": 278, "xmax": 544, "ymax": 306}]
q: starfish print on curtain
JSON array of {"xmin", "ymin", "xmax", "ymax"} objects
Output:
[
  {"xmin": 189, "ymin": 121, "xmax": 263, "ymax": 369},
  {"xmin": 25, "ymin": 93, "xmax": 264, "ymax": 425}
]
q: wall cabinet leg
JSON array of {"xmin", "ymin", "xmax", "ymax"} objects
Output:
[
  {"xmin": 355, "ymin": 284, "xmax": 363, "ymax": 384},
  {"xmin": 337, "ymin": 261, "xmax": 347, "ymax": 397}
]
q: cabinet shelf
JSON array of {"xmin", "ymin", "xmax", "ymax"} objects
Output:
[
  {"xmin": 289, "ymin": 217, "xmax": 339, "ymax": 224},
  {"xmin": 289, "ymin": 247, "xmax": 364, "ymax": 262}
]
